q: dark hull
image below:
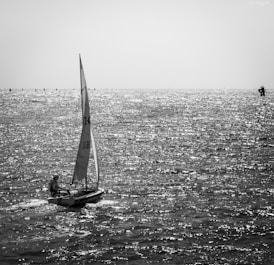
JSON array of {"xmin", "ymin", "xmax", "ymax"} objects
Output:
[{"xmin": 48, "ymin": 188, "xmax": 104, "ymax": 207}]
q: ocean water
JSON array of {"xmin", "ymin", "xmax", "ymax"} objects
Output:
[{"xmin": 0, "ymin": 88, "xmax": 273, "ymax": 265}]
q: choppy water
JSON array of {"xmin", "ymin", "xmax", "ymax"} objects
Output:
[{"xmin": 0, "ymin": 88, "xmax": 274, "ymax": 265}]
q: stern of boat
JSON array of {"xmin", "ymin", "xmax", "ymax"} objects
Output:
[{"xmin": 48, "ymin": 196, "xmax": 75, "ymax": 207}]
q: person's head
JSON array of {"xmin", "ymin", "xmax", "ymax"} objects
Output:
[{"xmin": 53, "ymin": 174, "xmax": 59, "ymax": 181}]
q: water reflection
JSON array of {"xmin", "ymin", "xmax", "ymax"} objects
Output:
[{"xmin": 0, "ymin": 88, "xmax": 273, "ymax": 264}]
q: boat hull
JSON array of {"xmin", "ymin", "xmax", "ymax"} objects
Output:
[{"xmin": 48, "ymin": 188, "xmax": 104, "ymax": 207}]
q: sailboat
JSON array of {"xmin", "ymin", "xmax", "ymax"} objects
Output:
[{"xmin": 48, "ymin": 55, "xmax": 104, "ymax": 207}]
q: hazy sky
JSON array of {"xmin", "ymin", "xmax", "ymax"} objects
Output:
[{"xmin": 0, "ymin": 0, "xmax": 273, "ymax": 89}]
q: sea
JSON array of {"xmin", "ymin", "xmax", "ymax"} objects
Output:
[{"xmin": 0, "ymin": 88, "xmax": 273, "ymax": 265}]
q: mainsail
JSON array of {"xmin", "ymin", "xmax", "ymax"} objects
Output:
[{"xmin": 72, "ymin": 55, "xmax": 100, "ymax": 188}]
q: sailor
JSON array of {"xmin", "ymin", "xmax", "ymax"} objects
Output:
[{"xmin": 49, "ymin": 174, "xmax": 67, "ymax": 197}]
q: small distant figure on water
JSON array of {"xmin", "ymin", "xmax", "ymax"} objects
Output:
[
  {"xmin": 258, "ymin": 86, "xmax": 265, "ymax": 96},
  {"xmin": 49, "ymin": 174, "xmax": 69, "ymax": 197}
]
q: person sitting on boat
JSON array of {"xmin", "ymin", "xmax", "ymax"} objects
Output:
[{"xmin": 49, "ymin": 174, "xmax": 69, "ymax": 197}]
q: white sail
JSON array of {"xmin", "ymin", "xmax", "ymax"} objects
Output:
[{"xmin": 72, "ymin": 55, "xmax": 100, "ymax": 187}]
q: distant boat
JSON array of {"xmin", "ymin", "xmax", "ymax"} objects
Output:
[
  {"xmin": 258, "ymin": 86, "xmax": 265, "ymax": 96},
  {"xmin": 48, "ymin": 55, "xmax": 104, "ymax": 207}
]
